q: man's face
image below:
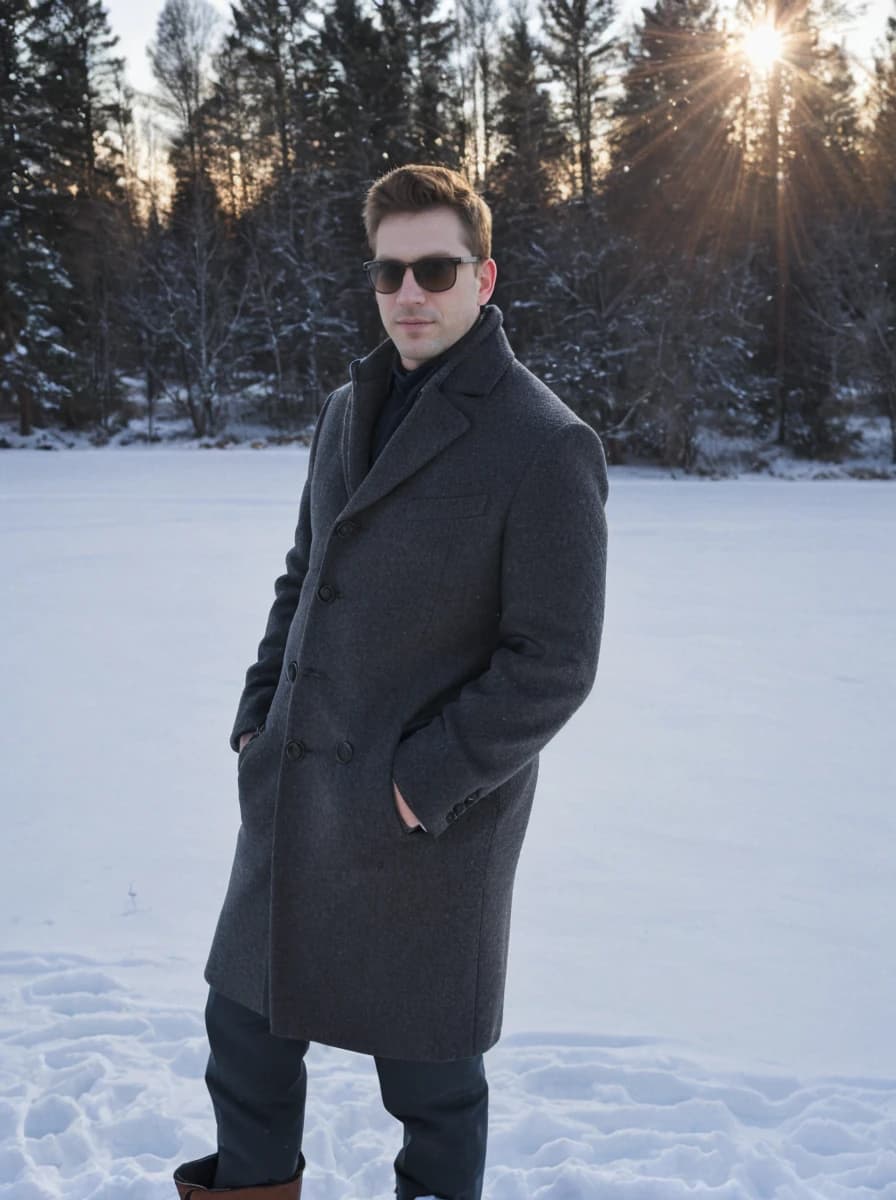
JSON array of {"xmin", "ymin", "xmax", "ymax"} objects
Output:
[{"xmin": 372, "ymin": 206, "xmax": 497, "ymax": 370}]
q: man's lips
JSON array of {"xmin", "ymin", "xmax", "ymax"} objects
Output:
[{"xmin": 397, "ymin": 319, "xmax": 434, "ymax": 325}]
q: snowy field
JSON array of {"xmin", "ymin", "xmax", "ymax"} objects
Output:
[{"xmin": 1, "ymin": 448, "xmax": 894, "ymax": 1199}]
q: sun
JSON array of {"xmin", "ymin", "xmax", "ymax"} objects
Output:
[{"xmin": 742, "ymin": 21, "xmax": 784, "ymax": 73}]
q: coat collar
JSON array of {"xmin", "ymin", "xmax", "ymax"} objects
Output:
[{"xmin": 340, "ymin": 303, "xmax": 514, "ymax": 518}]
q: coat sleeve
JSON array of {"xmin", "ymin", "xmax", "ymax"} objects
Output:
[
  {"xmin": 229, "ymin": 391, "xmax": 336, "ymax": 752},
  {"xmin": 390, "ymin": 419, "xmax": 609, "ymax": 836}
]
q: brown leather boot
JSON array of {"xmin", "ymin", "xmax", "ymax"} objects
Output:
[{"xmin": 173, "ymin": 1151, "xmax": 305, "ymax": 1198}]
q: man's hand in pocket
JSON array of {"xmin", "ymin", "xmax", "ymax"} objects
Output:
[{"xmin": 393, "ymin": 779, "xmax": 422, "ymax": 829}]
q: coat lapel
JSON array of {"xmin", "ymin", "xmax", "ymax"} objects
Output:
[{"xmin": 339, "ymin": 304, "xmax": 515, "ymax": 520}]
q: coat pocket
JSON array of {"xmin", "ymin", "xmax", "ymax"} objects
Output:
[
  {"xmin": 237, "ymin": 723, "xmax": 266, "ymax": 770},
  {"xmin": 387, "ymin": 732, "xmax": 432, "ymax": 839}
]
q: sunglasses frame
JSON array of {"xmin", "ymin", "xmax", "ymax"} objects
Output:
[{"xmin": 363, "ymin": 256, "xmax": 481, "ymax": 294}]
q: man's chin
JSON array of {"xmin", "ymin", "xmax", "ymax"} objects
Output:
[{"xmin": 393, "ymin": 332, "xmax": 442, "ymax": 363}]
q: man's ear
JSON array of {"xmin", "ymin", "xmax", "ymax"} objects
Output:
[{"xmin": 477, "ymin": 258, "xmax": 497, "ymax": 304}]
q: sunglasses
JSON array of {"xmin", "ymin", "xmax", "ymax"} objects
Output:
[{"xmin": 363, "ymin": 256, "xmax": 481, "ymax": 294}]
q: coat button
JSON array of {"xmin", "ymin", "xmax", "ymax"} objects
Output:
[
  {"xmin": 286, "ymin": 739, "xmax": 306, "ymax": 760},
  {"xmin": 336, "ymin": 520, "xmax": 358, "ymax": 537},
  {"xmin": 317, "ymin": 583, "xmax": 335, "ymax": 602},
  {"xmin": 336, "ymin": 740, "xmax": 353, "ymax": 763},
  {"xmin": 446, "ymin": 811, "xmax": 457, "ymax": 823},
  {"xmin": 286, "ymin": 661, "xmax": 298, "ymax": 682}
]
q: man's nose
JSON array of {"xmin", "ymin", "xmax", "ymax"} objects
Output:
[{"xmin": 394, "ymin": 265, "xmax": 426, "ymax": 302}]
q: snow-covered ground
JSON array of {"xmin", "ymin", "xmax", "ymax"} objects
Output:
[{"xmin": 2, "ymin": 449, "xmax": 894, "ymax": 1198}]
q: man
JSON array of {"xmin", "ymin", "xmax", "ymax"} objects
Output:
[{"xmin": 173, "ymin": 163, "xmax": 609, "ymax": 1200}]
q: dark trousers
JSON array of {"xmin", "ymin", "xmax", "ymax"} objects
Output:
[{"xmin": 204, "ymin": 986, "xmax": 488, "ymax": 1199}]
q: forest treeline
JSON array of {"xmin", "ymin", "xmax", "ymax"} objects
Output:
[{"xmin": 2, "ymin": 0, "xmax": 896, "ymax": 469}]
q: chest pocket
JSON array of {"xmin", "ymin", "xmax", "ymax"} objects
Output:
[
  {"xmin": 393, "ymin": 492, "xmax": 488, "ymax": 520},
  {"xmin": 348, "ymin": 491, "xmax": 489, "ymax": 646}
]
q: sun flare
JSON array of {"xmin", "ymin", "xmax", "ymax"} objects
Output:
[{"xmin": 742, "ymin": 22, "xmax": 783, "ymax": 73}]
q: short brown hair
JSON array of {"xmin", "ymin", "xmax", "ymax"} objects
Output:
[{"xmin": 362, "ymin": 163, "xmax": 492, "ymax": 261}]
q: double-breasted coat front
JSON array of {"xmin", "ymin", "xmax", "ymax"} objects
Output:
[{"xmin": 204, "ymin": 304, "xmax": 609, "ymax": 1061}]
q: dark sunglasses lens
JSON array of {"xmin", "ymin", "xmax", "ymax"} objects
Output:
[
  {"xmin": 413, "ymin": 259, "xmax": 456, "ymax": 291},
  {"xmin": 369, "ymin": 261, "xmax": 404, "ymax": 293},
  {"xmin": 367, "ymin": 259, "xmax": 459, "ymax": 292}
]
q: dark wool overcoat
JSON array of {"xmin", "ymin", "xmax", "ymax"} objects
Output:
[{"xmin": 204, "ymin": 303, "xmax": 609, "ymax": 1061}]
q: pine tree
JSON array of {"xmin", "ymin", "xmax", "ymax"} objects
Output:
[
  {"xmin": 602, "ymin": 0, "xmax": 766, "ymax": 467},
  {"xmin": 313, "ymin": 0, "xmax": 411, "ymax": 178},
  {"xmin": 309, "ymin": 0, "xmax": 413, "ymax": 350},
  {"xmin": 29, "ymin": 0, "xmax": 126, "ymax": 200},
  {"xmin": 851, "ymin": 13, "xmax": 896, "ymax": 462},
  {"xmin": 540, "ymin": 0, "xmax": 616, "ymax": 199},
  {"xmin": 0, "ymin": 0, "xmax": 75, "ymax": 434},
  {"xmin": 24, "ymin": 0, "xmax": 132, "ymax": 430},
  {"xmin": 204, "ymin": 35, "xmax": 255, "ymax": 217},
  {"xmin": 606, "ymin": 0, "xmax": 742, "ymax": 261},
  {"xmin": 729, "ymin": 0, "xmax": 866, "ymax": 456},
  {"xmin": 2, "ymin": 1, "xmax": 56, "ymax": 433},
  {"xmin": 491, "ymin": 2, "xmax": 569, "ymax": 209},
  {"xmin": 392, "ymin": 0, "xmax": 459, "ymax": 163},
  {"xmin": 489, "ymin": 0, "xmax": 571, "ymax": 358},
  {"xmin": 226, "ymin": 0, "xmax": 310, "ymax": 180}
]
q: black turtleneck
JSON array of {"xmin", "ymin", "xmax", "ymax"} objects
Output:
[{"xmin": 368, "ymin": 309, "xmax": 486, "ymax": 469}]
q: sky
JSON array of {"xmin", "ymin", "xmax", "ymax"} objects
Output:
[{"xmin": 107, "ymin": 0, "xmax": 894, "ymax": 103}]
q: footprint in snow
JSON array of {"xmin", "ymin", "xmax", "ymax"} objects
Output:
[{"xmin": 0, "ymin": 955, "xmax": 895, "ymax": 1199}]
